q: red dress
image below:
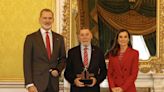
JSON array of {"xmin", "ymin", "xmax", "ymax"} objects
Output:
[{"xmin": 107, "ymin": 47, "xmax": 139, "ymax": 92}]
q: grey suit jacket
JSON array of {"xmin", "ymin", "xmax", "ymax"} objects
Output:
[{"xmin": 23, "ymin": 30, "xmax": 66, "ymax": 92}]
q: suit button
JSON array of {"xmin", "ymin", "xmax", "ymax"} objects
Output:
[
  {"xmin": 122, "ymin": 76, "xmax": 124, "ymax": 79},
  {"xmin": 115, "ymin": 76, "xmax": 117, "ymax": 79},
  {"xmin": 124, "ymin": 68, "xmax": 127, "ymax": 71}
]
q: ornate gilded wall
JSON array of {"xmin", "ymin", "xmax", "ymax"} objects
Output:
[
  {"xmin": 0, "ymin": 0, "xmax": 164, "ymax": 82},
  {"xmin": 69, "ymin": 0, "xmax": 164, "ymax": 74},
  {"xmin": 0, "ymin": 0, "xmax": 55, "ymax": 81},
  {"xmin": 139, "ymin": 0, "xmax": 164, "ymax": 73}
]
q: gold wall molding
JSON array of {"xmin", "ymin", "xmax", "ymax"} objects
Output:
[
  {"xmin": 139, "ymin": 0, "xmax": 164, "ymax": 73},
  {"xmin": 62, "ymin": 0, "xmax": 71, "ymax": 51}
]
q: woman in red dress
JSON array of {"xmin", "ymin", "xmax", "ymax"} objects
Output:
[{"xmin": 107, "ymin": 29, "xmax": 139, "ymax": 92}]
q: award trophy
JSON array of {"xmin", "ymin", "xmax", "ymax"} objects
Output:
[{"xmin": 76, "ymin": 67, "xmax": 94, "ymax": 85}]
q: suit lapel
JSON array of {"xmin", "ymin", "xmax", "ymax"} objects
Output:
[
  {"xmin": 77, "ymin": 45, "xmax": 85, "ymax": 69},
  {"xmin": 88, "ymin": 46, "xmax": 95, "ymax": 70},
  {"xmin": 121, "ymin": 47, "xmax": 131, "ymax": 67},
  {"xmin": 35, "ymin": 30, "xmax": 49, "ymax": 60},
  {"xmin": 115, "ymin": 56, "xmax": 123, "ymax": 75},
  {"xmin": 51, "ymin": 32, "xmax": 60, "ymax": 59},
  {"xmin": 117, "ymin": 47, "xmax": 131, "ymax": 74}
]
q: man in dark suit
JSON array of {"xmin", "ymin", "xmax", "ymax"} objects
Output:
[
  {"xmin": 64, "ymin": 28, "xmax": 107, "ymax": 92},
  {"xmin": 23, "ymin": 8, "xmax": 66, "ymax": 92}
]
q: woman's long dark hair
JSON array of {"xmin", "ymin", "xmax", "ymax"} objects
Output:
[{"xmin": 110, "ymin": 29, "xmax": 132, "ymax": 56}]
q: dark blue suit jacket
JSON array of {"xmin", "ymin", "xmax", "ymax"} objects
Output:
[{"xmin": 64, "ymin": 45, "xmax": 107, "ymax": 92}]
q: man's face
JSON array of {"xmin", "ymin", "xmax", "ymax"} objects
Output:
[
  {"xmin": 78, "ymin": 29, "xmax": 93, "ymax": 46},
  {"xmin": 39, "ymin": 11, "xmax": 54, "ymax": 31}
]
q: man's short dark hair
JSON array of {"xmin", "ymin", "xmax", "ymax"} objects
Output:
[{"xmin": 40, "ymin": 8, "xmax": 54, "ymax": 17}]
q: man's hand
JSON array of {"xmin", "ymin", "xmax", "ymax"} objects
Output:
[
  {"xmin": 87, "ymin": 77, "xmax": 97, "ymax": 87},
  {"xmin": 51, "ymin": 70, "xmax": 59, "ymax": 77},
  {"xmin": 111, "ymin": 87, "xmax": 123, "ymax": 92},
  {"xmin": 28, "ymin": 86, "xmax": 38, "ymax": 92},
  {"xmin": 74, "ymin": 77, "xmax": 85, "ymax": 87},
  {"xmin": 117, "ymin": 87, "xmax": 123, "ymax": 92},
  {"xmin": 111, "ymin": 87, "xmax": 118, "ymax": 92}
]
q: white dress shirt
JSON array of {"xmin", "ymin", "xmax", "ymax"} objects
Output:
[{"xmin": 40, "ymin": 28, "xmax": 53, "ymax": 53}]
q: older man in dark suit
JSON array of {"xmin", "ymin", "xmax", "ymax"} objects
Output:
[
  {"xmin": 23, "ymin": 8, "xmax": 66, "ymax": 92},
  {"xmin": 64, "ymin": 28, "xmax": 107, "ymax": 92}
]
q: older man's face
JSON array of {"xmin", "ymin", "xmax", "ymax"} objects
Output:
[{"xmin": 78, "ymin": 29, "xmax": 93, "ymax": 46}]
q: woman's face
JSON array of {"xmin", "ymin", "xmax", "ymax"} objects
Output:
[{"xmin": 117, "ymin": 31, "xmax": 129, "ymax": 47}]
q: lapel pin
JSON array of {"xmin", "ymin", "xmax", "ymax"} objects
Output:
[{"xmin": 92, "ymin": 48, "xmax": 95, "ymax": 51}]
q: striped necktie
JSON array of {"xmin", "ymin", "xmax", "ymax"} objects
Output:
[{"xmin": 83, "ymin": 47, "xmax": 88, "ymax": 67}]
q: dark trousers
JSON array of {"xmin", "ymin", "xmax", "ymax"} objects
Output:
[{"xmin": 44, "ymin": 76, "xmax": 55, "ymax": 92}]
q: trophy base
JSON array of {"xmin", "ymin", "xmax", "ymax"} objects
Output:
[{"xmin": 80, "ymin": 79, "xmax": 92, "ymax": 85}]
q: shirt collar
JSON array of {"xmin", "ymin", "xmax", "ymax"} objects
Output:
[
  {"xmin": 81, "ymin": 44, "xmax": 91, "ymax": 50},
  {"xmin": 40, "ymin": 28, "xmax": 52, "ymax": 34}
]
